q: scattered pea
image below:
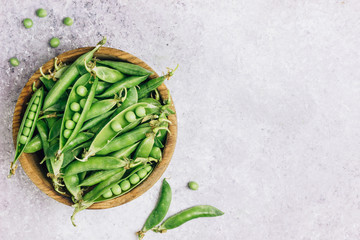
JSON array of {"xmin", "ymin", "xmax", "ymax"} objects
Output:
[
  {"xmin": 23, "ymin": 18, "xmax": 33, "ymax": 29},
  {"xmin": 9, "ymin": 57, "xmax": 19, "ymax": 67},
  {"xmin": 34, "ymin": 97, "xmax": 40, "ymax": 104},
  {"xmin": 23, "ymin": 127, "xmax": 31, "ymax": 136},
  {"xmin": 111, "ymin": 184, "xmax": 122, "ymax": 195},
  {"xmin": 129, "ymin": 174, "xmax": 140, "ymax": 185},
  {"xmin": 28, "ymin": 111, "xmax": 35, "ymax": 120},
  {"xmin": 135, "ymin": 106, "xmax": 146, "ymax": 117},
  {"xmin": 72, "ymin": 112, "xmax": 81, "ymax": 122},
  {"xmin": 19, "ymin": 135, "xmax": 28, "ymax": 144},
  {"xmin": 188, "ymin": 181, "xmax": 199, "ymax": 190},
  {"xmin": 30, "ymin": 104, "xmax": 37, "ymax": 112},
  {"xmin": 110, "ymin": 121, "xmax": 122, "ymax": 132},
  {"xmin": 144, "ymin": 165, "xmax": 152, "ymax": 173},
  {"xmin": 125, "ymin": 111, "xmax": 136, "ymax": 122},
  {"xmin": 120, "ymin": 180, "xmax": 131, "ymax": 191},
  {"xmin": 79, "ymin": 98, "xmax": 86, "ymax": 108},
  {"xmin": 49, "ymin": 37, "xmax": 60, "ymax": 48},
  {"xmin": 70, "ymin": 102, "xmax": 81, "ymax": 112},
  {"xmin": 25, "ymin": 119, "xmax": 33, "ymax": 128},
  {"xmin": 137, "ymin": 169, "xmax": 147, "ymax": 179},
  {"xmin": 36, "ymin": 8, "xmax": 47, "ymax": 18},
  {"xmin": 76, "ymin": 86, "xmax": 88, "ymax": 97},
  {"xmin": 102, "ymin": 189, "xmax": 113, "ymax": 198},
  {"xmin": 64, "ymin": 129, "xmax": 72, "ymax": 139},
  {"xmin": 63, "ymin": 17, "xmax": 73, "ymax": 26},
  {"xmin": 65, "ymin": 120, "xmax": 75, "ymax": 129}
]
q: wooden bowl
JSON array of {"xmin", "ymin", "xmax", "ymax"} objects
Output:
[{"xmin": 12, "ymin": 47, "xmax": 177, "ymax": 209}]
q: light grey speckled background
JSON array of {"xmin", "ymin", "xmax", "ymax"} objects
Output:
[{"xmin": 1, "ymin": 0, "xmax": 360, "ymax": 239}]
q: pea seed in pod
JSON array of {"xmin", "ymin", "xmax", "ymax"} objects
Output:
[
  {"xmin": 120, "ymin": 180, "xmax": 131, "ymax": 191},
  {"xmin": 111, "ymin": 121, "xmax": 122, "ymax": 132},
  {"xmin": 135, "ymin": 106, "xmax": 146, "ymax": 117},
  {"xmin": 102, "ymin": 189, "xmax": 113, "ymax": 198},
  {"xmin": 137, "ymin": 169, "xmax": 147, "ymax": 179},
  {"xmin": 125, "ymin": 111, "xmax": 136, "ymax": 122},
  {"xmin": 129, "ymin": 174, "xmax": 140, "ymax": 185},
  {"xmin": 144, "ymin": 165, "xmax": 152, "ymax": 173},
  {"xmin": 65, "ymin": 120, "xmax": 75, "ymax": 130},
  {"xmin": 76, "ymin": 85, "xmax": 88, "ymax": 97},
  {"xmin": 111, "ymin": 184, "xmax": 122, "ymax": 195},
  {"xmin": 70, "ymin": 102, "xmax": 81, "ymax": 112},
  {"xmin": 28, "ymin": 111, "xmax": 35, "ymax": 120},
  {"xmin": 23, "ymin": 127, "xmax": 31, "ymax": 136},
  {"xmin": 25, "ymin": 119, "xmax": 33, "ymax": 128},
  {"xmin": 19, "ymin": 136, "xmax": 28, "ymax": 144},
  {"xmin": 64, "ymin": 129, "xmax": 72, "ymax": 139},
  {"xmin": 34, "ymin": 97, "xmax": 40, "ymax": 104},
  {"xmin": 72, "ymin": 112, "xmax": 81, "ymax": 123},
  {"xmin": 79, "ymin": 98, "xmax": 86, "ymax": 108},
  {"xmin": 30, "ymin": 104, "xmax": 37, "ymax": 112}
]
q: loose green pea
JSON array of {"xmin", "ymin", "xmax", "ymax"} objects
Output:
[
  {"xmin": 137, "ymin": 169, "xmax": 147, "ymax": 179},
  {"xmin": 79, "ymin": 98, "xmax": 86, "ymax": 108},
  {"xmin": 49, "ymin": 37, "xmax": 60, "ymax": 48},
  {"xmin": 19, "ymin": 135, "xmax": 28, "ymax": 144},
  {"xmin": 23, "ymin": 18, "xmax": 33, "ymax": 29},
  {"xmin": 125, "ymin": 111, "xmax": 136, "ymax": 122},
  {"xmin": 9, "ymin": 57, "xmax": 19, "ymax": 67},
  {"xmin": 28, "ymin": 111, "xmax": 35, "ymax": 120},
  {"xmin": 70, "ymin": 102, "xmax": 81, "ymax": 112},
  {"xmin": 111, "ymin": 184, "xmax": 122, "ymax": 195},
  {"xmin": 30, "ymin": 104, "xmax": 37, "ymax": 112},
  {"xmin": 36, "ymin": 8, "xmax": 47, "ymax": 18},
  {"xmin": 144, "ymin": 165, "xmax": 152, "ymax": 173},
  {"xmin": 23, "ymin": 127, "xmax": 31, "ymax": 136},
  {"xmin": 34, "ymin": 97, "xmax": 40, "ymax": 104},
  {"xmin": 76, "ymin": 85, "xmax": 88, "ymax": 97},
  {"xmin": 25, "ymin": 119, "xmax": 33, "ymax": 128},
  {"xmin": 120, "ymin": 180, "xmax": 131, "ymax": 191},
  {"xmin": 135, "ymin": 106, "xmax": 146, "ymax": 117},
  {"xmin": 72, "ymin": 112, "xmax": 81, "ymax": 122},
  {"xmin": 129, "ymin": 174, "xmax": 140, "ymax": 185},
  {"xmin": 188, "ymin": 181, "xmax": 199, "ymax": 190},
  {"xmin": 110, "ymin": 121, "xmax": 122, "ymax": 132},
  {"xmin": 64, "ymin": 129, "xmax": 72, "ymax": 139},
  {"xmin": 63, "ymin": 17, "xmax": 73, "ymax": 26},
  {"xmin": 102, "ymin": 189, "xmax": 113, "ymax": 198},
  {"xmin": 65, "ymin": 120, "xmax": 75, "ymax": 129}
]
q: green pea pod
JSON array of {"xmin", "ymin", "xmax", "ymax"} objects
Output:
[
  {"xmin": 149, "ymin": 146, "xmax": 162, "ymax": 160},
  {"xmin": 54, "ymin": 65, "xmax": 70, "ymax": 78},
  {"xmin": 154, "ymin": 205, "xmax": 224, "ymax": 233},
  {"xmin": 43, "ymin": 37, "xmax": 106, "ymax": 110},
  {"xmin": 110, "ymin": 142, "xmax": 140, "ymax": 158},
  {"xmin": 138, "ymin": 98, "xmax": 162, "ymax": 107},
  {"xmin": 78, "ymin": 169, "xmax": 121, "ymax": 187},
  {"xmin": 23, "ymin": 134, "xmax": 42, "ymax": 153},
  {"xmin": 89, "ymin": 65, "xmax": 125, "ymax": 83},
  {"xmin": 78, "ymin": 172, "xmax": 87, "ymax": 182},
  {"xmin": 45, "ymin": 116, "xmax": 58, "ymax": 129},
  {"xmin": 138, "ymin": 179, "xmax": 172, "ymax": 239},
  {"xmin": 48, "ymin": 118, "xmax": 62, "ymax": 142},
  {"xmin": 61, "ymin": 132, "xmax": 94, "ymax": 153},
  {"xmin": 97, "ymin": 60, "xmax": 153, "ymax": 76},
  {"xmin": 154, "ymin": 113, "xmax": 169, "ymax": 148},
  {"xmin": 95, "ymin": 81, "xmax": 111, "ymax": 95},
  {"xmin": 134, "ymin": 134, "xmax": 155, "ymax": 159},
  {"xmin": 85, "ymin": 99, "xmax": 119, "ymax": 121},
  {"xmin": 59, "ymin": 73, "xmax": 98, "ymax": 153},
  {"xmin": 63, "ymin": 174, "xmax": 82, "ymax": 202},
  {"xmin": 42, "ymin": 95, "xmax": 67, "ymax": 113},
  {"xmin": 80, "ymin": 109, "xmax": 115, "ymax": 132},
  {"xmin": 10, "ymin": 87, "xmax": 44, "ymax": 177},
  {"xmin": 40, "ymin": 76, "xmax": 55, "ymax": 90},
  {"xmin": 96, "ymin": 75, "xmax": 148, "ymax": 98},
  {"xmin": 36, "ymin": 120, "xmax": 52, "ymax": 174},
  {"xmin": 81, "ymin": 102, "xmax": 159, "ymax": 161},
  {"xmin": 111, "ymin": 86, "xmax": 138, "ymax": 117},
  {"xmin": 61, "ymin": 147, "xmax": 83, "ymax": 169}
]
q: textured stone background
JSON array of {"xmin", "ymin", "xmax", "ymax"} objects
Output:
[{"xmin": 1, "ymin": 0, "xmax": 360, "ymax": 239}]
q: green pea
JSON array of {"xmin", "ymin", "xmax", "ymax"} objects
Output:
[
  {"xmin": 28, "ymin": 111, "xmax": 35, "ymax": 120},
  {"xmin": 72, "ymin": 112, "xmax": 81, "ymax": 123},
  {"xmin": 110, "ymin": 121, "xmax": 122, "ymax": 132},
  {"xmin": 49, "ymin": 37, "xmax": 60, "ymax": 48},
  {"xmin": 79, "ymin": 98, "xmax": 86, "ymax": 108},
  {"xmin": 125, "ymin": 111, "xmax": 136, "ymax": 122},
  {"xmin": 135, "ymin": 106, "xmax": 146, "ymax": 117},
  {"xmin": 137, "ymin": 169, "xmax": 147, "ymax": 179},
  {"xmin": 111, "ymin": 184, "xmax": 122, "ymax": 195},
  {"xmin": 76, "ymin": 85, "xmax": 88, "ymax": 97},
  {"xmin": 19, "ymin": 135, "xmax": 28, "ymax": 144},
  {"xmin": 25, "ymin": 119, "xmax": 33, "ymax": 128},
  {"xmin": 65, "ymin": 120, "xmax": 75, "ymax": 129},
  {"xmin": 30, "ymin": 104, "xmax": 37, "ymax": 112},
  {"xmin": 188, "ymin": 181, "xmax": 199, "ymax": 190},
  {"xmin": 34, "ymin": 97, "xmax": 40, "ymax": 104},
  {"xmin": 70, "ymin": 102, "xmax": 81, "ymax": 112},
  {"xmin": 23, "ymin": 18, "xmax": 33, "ymax": 29},
  {"xmin": 120, "ymin": 180, "xmax": 131, "ymax": 191},
  {"xmin": 144, "ymin": 165, "xmax": 152, "ymax": 173},
  {"xmin": 36, "ymin": 8, "xmax": 47, "ymax": 18},
  {"xmin": 63, "ymin": 17, "xmax": 73, "ymax": 26},
  {"xmin": 129, "ymin": 174, "xmax": 140, "ymax": 185},
  {"xmin": 102, "ymin": 189, "xmax": 113, "ymax": 198},
  {"xmin": 64, "ymin": 129, "xmax": 72, "ymax": 139},
  {"xmin": 9, "ymin": 57, "xmax": 19, "ymax": 67},
  {"xmin": 23, "ymin": 127, "xmax": 31, "ymax": 136}
]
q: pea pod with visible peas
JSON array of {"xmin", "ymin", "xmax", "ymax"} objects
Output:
[
  {"xmin": 111, "ymin": 86, "xmax": 138, "ymax": 117},
  {"xmin": 97, "ymin": 60, "xmax": 153, "ymax": 76},
  {"xmin": 9, "ymin": 87, "xmax": 44, "ymax": 177}
]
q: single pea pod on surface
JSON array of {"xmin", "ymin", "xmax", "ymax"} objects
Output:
[
  {"xmin": 153, "ymin": 205, "xmax": 224, "ymax": 233},
  {"xmin": 84, "ymin": 98, "xmax": 119, "ymax": 121},
  {"xmin": 42, "ymin": 37, "xmax": 106, "ymax": 110},
  {"xmin": 137, "ymin": 179, "xmax": 172, "ymax": 239},
  {"xmin": 97, "ymin": 60, "xmax": 153, "ymax": 76},
  {"xmin": 23, "ymin": 134, "xmax": 42, "ymax": 153},
  {"xmin": 87, "ymin": 64, "xmax": 125, "ymax": 84},
  {"xmin": 10, "ymin": 87, "xmax": 44, "ymax": 177},
  {"xmin": 80, "ymin": 102, "xmax": 160, "ymax": 161},
  {"xmin": 96, "ymin": 75, "xmax": 148, "ymax": 99},
  {"xmin": 59, "ymin": 73, "xmax": 97, "ymax": 153}
]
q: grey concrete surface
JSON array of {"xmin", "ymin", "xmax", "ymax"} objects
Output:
[{"xmin": 1, "ymin": 0, "xmax": 360, "ymax": 239}]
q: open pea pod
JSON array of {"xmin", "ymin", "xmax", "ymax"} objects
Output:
[
  {"xmin": 80, "ymin": 102, "xmax": 159, "ymax": 161},
  {"xmin": 9, "ymin": 87, "xmax": 44, "ymax": 177},
  {"xmin": 58, "ymin": 73, "xmax": 98, "ymax": 154}
]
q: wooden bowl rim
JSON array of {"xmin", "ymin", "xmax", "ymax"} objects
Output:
[{"xmin": 12, "ymin": 46, "xmax": 177, "ymax": 209}]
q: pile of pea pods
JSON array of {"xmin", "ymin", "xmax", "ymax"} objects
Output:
[{"xmin": 9, "ymin": 38, "xmax": 177, "ymax": 225}]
